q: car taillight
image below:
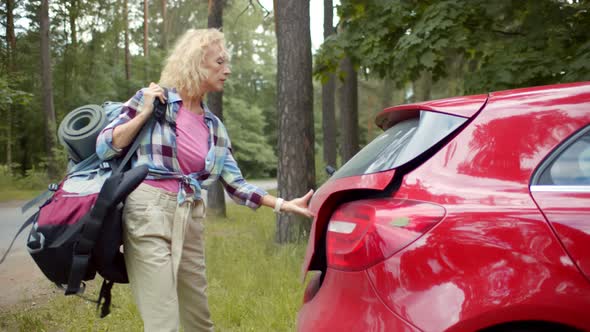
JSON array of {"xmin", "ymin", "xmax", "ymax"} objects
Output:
[{"xmin": 326, "ymin": 198, "xmax": 445, "ymax": 271}]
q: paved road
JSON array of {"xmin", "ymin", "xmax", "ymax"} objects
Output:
[
  {"xmin": 0, "ymin": 200, "xmax": 50, "ymax": 310},
  {"xmin": 0, "ymin": 201, "xmax": 34, "ymax": 255},
  {"xmin": 0, "ymin": 179, "xmax": 277, "ymax": 310}
]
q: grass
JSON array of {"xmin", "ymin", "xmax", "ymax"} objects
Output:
[
  {"xmin": 0, "ymin": 165, "xmax": 51, "ymax": 203},
  {"xmin": 0, "ymin": 189, "xmax": 44, "ymax": 202},
  {"xmin": 0, "ymin": 204, "xmax": 307, "ymax": 331}
]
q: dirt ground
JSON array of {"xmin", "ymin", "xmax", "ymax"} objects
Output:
[
  {"xmin": 0, "ymin": 200, "xmax": 58, "ymax": 312},
  {"xmin": 0, "ymin": 249, "xmax": 58, "ymax": 313}
]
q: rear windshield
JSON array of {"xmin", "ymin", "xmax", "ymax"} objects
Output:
[{"xmin": 332, "ymin": 111, "xmax": 467, "ymax": 179}]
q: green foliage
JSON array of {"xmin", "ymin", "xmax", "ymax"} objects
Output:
[
  {"xmin": 315, "ymin": 0, "xmax": 590, "ymax": 94},
  {"xmin": 0, "ymin": 0, "xmax": 280, "ymax": 178},
  {"xmin": 0, "ymin": 164, "xmax": 47, "ymax": 202},
  {"xmin": 0, "ymin": 77, "xmax": 33, "ymax": 110},
  {"xmin": 0, "ymin": 163, "xmax": 54, "ymax": 191},
  {"xmin": 0, "ymin": 205, "xmax": 306, "ymax": 331},
  {"xmin": 224, "ymin": 97, "xmax": 277, "ymax": 178},
  {"xmin": 315, "ymin": 153, "xmax": 332, "ymax": 187},
  {"xmin": 224, "ymin": 0, "xmax": 279, "ymax": 163},
  {"xmin": 214, "ymin": 0, "xmax": 280, "ymax": 178},
  {"xmin": 0, "ymin": 75, "xmax": 36, "ymax": 175}
]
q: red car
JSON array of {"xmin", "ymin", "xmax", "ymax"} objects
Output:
[{"xmin": 298, "ymin": 82, "xmax": 590, "ymax": 332}]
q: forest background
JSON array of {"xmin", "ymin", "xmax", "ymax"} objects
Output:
[
  {"xmin": 0, "ymin": 0, "xmax": 590, "ymax": 330},
  {"xmin": 0, "ymin": 0, "xmax": 589, "ymax": 238}
]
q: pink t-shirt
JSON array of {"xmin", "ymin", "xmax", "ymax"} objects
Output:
[{"xmin": 144, "ymin": 105, "xmax": 210, "ymax": 193}]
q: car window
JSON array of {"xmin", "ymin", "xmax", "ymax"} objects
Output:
[
  {"xmin": 331, "ymin": 111, "xmax": 467, "ymax": 179},
  {"xmin": 538, "ymin": 130, "xmax": 590, "ymax": 186}
]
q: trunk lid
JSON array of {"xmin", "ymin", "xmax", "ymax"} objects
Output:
[{"xmin": 302, "ymin": 94, "xmax": 488, "ymax": 279}]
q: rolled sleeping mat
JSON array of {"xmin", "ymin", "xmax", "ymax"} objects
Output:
[{"xmin": 58, "ymin": 104, "xmax": 107, "ymax": 163}]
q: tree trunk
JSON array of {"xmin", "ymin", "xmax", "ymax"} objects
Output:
[
  {"xmin": 208, "ymin": 0, "xmax": 223, "ymax": 29},
  {"xmin": 68, "ymin": 0, "xmax": 78, "ymax": 50},
  {"xmin": 365, "ymin": 78, "xmax": 395, "ymax": 140},
  {"xmin": 206, "ymin": 0, "xmax": 227, "ymax": 218},
  {"xmin": 6, "ymin": 0, "xmax": 16, "ymax": 171},
  {"xmin": 143, "ymin": 0, "xmax": 149, "ymax": 81},
  {"xmin": 19, "ymin": 134, "xmax": 28, "ymax": 175},
  {"xmin": 124, "ymin": 0, "xmax": 131, "ymax": 94},
  {"xmin": 339, "ymin": 56, "xmax": 359, "ymax": 164},
  {"xmin": 143, "ymin": 0, "xmax": 149, "ymax": 58},
  {"xmin": 6, "ymin": 111, "xmax": 12, "ymax": 171},
  {"xmin": 40, "ymin": 0, "xmax": 58, "ymax": 178},
  {"xmin": 415, "ymin": 71, "xmax": 432, "ymax": 102},
  {"xmin": 274, "ymin": 0, "xmax": 315, "ymax": 243},
  {"xmin": 6, "ymin": 0, "xmax": 16, "ymax": 63},
  {"xmin": 65, "ymin": 0, "xmax": 78, "ymax": 109},
  {"xmin": 322, "ymin": 0, "xmax": 337, "ymax": 168},
  {"xmin": 447, "ymin": 53, "xmax": 464, "ymax": 96},
  {"xmin": 113, "ymin": 0, "xmax": 121, "ymax": 70},
  {"xmin": 161, "ymin": 0, "xmax": 168, "ymax": 49},
  {"xmin": 381, "ymin": 78, "xmax": 394, "ymax": 109}
]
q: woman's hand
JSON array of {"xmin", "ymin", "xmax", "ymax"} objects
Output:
[
  {"xmin": 141, "ymin": 82, "xmax": 167, "ymax": 114},
  {"xmin": 281, "ymin": 189, "xmax": 315, "ymax": 218}
]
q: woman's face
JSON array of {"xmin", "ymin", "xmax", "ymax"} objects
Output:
[{"xmin": 201, "ymin": 43, "xmax": 231, "ymax": 94}]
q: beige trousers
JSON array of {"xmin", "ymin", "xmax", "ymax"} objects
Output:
[{"xmin": 123, "ymin": 183, "xmax": 214, "ymax": 332}]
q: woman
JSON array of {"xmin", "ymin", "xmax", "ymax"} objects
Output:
[{"xmin": 96, "ymin": 28, "xmax": 314, "ymax": 332}]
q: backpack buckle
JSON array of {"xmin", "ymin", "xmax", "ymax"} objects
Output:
[
  {"xmin": 26, "ymin": 232, "xmax": 46, "ymax": 254},
  {"xmin": 99, "ymin": 162, "xmax": 111, "ymax": 170}
]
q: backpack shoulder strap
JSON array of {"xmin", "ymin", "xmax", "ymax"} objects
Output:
[
  {"xmin": 113, "ymin": 118, "xmax": 153, "ymax": 174},
  {"xmin": 64, "ymin": 173, "xmax": 121, "ymax": 295}
]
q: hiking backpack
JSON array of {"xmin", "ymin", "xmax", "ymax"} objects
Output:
[{"xmin": 1, "ymin": 94, "xmax": 168, "ymax": 317}]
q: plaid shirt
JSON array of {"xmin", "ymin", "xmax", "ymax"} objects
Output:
[{"xmin": 96, "ymin": 88, "xmax": 268, "ymax": 208}]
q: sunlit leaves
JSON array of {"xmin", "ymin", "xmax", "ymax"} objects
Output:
[{"xmin": 315, "ymin": 0, "xmax": 590, "ymax": 94}]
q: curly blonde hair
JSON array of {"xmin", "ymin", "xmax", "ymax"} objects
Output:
[{"xmin": 159, "ymin": 28, "xmax": 229, "ymax": 99}]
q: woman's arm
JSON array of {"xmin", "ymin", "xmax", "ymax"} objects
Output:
[
  {"xmin": 96, "ymin": 83, "xmax": 167, "ymax": 160},
  {"xmin": 218, "ymin": 149, "xmax": 314, "ymax": 218},
  {"xmin": 112, "ymin": 83, "xmax": 166, "ymax": 149},
  {"xmin": 260, "ymin": 191, "xmax": 314, "ymax": 218},
  {"xmin": 216, "ymin": 118, "xmax": 314, "ymax": 219}
]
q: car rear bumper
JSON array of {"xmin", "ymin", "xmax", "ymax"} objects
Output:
[{"xmin": 297, "ymin": 268, "xmax": 420, "ymax": 332}]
